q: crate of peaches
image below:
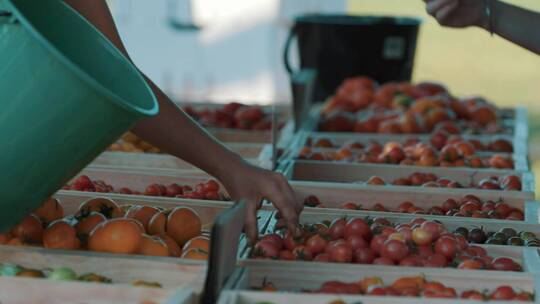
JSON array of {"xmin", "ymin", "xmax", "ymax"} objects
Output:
[
  {"xmin": 285, "ymin": 181, "xmax": 536, "ymax": 222},
  {"xmin": 296, "ymin": 134, "xmax": 527, "ymax": 172},
  {"xmin": 281, "ymin": 160, "xmax": 534, "ymax": 200},
  {"xmin": 181, "ymin": 102, "xmax": 291, "ymax": 143},
  {"xmin": 246, "ymin": 208, "xmax": 540, "ymax": 273},
  {"xmin": 0, "ymin": 247, "xmax": 199, "ymax": 304},
  {"xmin": 0, "ymin": 192, "xmax": 271, "ymax": 262},
  {"xmin": 218, "ymin": 262, "xmax": 538, "ymax": 303},
  {"xmin": 315, "ymin": 76, "xmax": 528, "ymax": 139}
]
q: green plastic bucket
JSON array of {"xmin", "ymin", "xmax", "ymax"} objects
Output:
[{"xmin": 0, "ymin": 0, "xmax": 158, "ymax": 230}]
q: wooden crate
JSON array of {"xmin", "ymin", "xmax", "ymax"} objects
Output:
[
  {"xmin": 290, "ymin": 145, "xmax": 529, "ymax": 172},
  {"xmin": 243, "ymin": 210, "xmax": 540, "ymax": 274},
  {"xmin": 302, "ymin": 131, "xmax": 528, "ymax": 157},
  {"xmin": 261, "ymin": 206, "xmax": 540, "ymax": 246},
  {"xmin": 64, "ymin": 167, "xmax": 227, "ymax": 199},
  {"xmin": 281, "ymin": 160, "xmax": 535, "ymax": 200},
  {"xmin": 278, "ymin": 181, "xmax": 538, "ymax": 223},
  {"xmin": 0, "ymin": 277, "xmax": 192, "ymax": 304},
  {"xmin": 88, "ymin": 144, "xmax": 271, "ymax": 176},
  {"xmin": 219, "ymin": 261, "xmax": 539, "ymax": 303},
  {"xmin": 2, "ymin": 192, "xmax": 273, "ymax": 265},
  {"xmin": 308, "ymin": 105, "xmax": 529, "ymax": 140}
]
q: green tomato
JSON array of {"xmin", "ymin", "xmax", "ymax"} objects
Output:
[
  {"xmin": 48, "ymin": 267, "xmax": 77, "ymax": 281},
  {"xmin": 0, "ymin": 264, "xmax": 22, "ymax": 276}
]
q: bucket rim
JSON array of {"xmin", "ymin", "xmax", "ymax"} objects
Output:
[
  {"xmin": 294, "ymin": 14, "xmax": 422, "ymax": 26},
  {"xmin": 5, "ymin": 0, "xmax": 159, "ymax": 117}
]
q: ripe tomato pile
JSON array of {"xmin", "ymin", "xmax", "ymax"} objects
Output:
[
  {"xmin": 349, "ymin": 172, "xmax": 521, "ymax": 192},
  {"xmin": 252, "ymin": 216, "xmax": 522, "ymax": 271},
  {"xmin": 1, "ymin": 197, "xmax": 210, "ymax": 260},
  {"xmin": 319, "ymin": 77, "xmax": 508, "ymax": 135},
  {"xmin": 183, "ymin": 102, "xmax": 281, "ymax": 130},
  {"xmin": 304, "ymin": 194, "xmax": 525, "ymax": 220},
  {"xmin": 63, "ymin": 175, "xmax": 225, "ymax": 201},
  {"xmin": 299, "ymin": 139, "xmax": 514, "ymax": 169},
  {"xmin": 305, "ymin": 276, "xmax": 532, "ymax": 300}
]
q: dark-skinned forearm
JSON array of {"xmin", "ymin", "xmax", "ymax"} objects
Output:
[
  {"xmin": 486, "ymin": 1, "xmax": 540, "ymax": 54},
  {"xmin": 65, "ymin": 0, "xmax": 245, "ymax": 179}
]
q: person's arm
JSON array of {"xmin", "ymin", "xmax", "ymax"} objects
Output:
[
  {"xmin": 64, "ymin": 0, "xmax": 302, "ymax": 242},
  {"xmin": 425, "ymin": 0, "xmax": 540, "ymax": 55}
]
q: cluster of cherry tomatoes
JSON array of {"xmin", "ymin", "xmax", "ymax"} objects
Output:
[
  {"xmin": 319, "ymin": 77, "xmax": 509, "ymax": 135},
  {"xmin": 1, "ymin": 197, "xmax": 209, "ymax": 260},
  {"xmin": 303, "ymin": 276, "xmax": 532, "ymax": 300},
  {"xmin": 183, "ymin": 102, "xmax": 277, "ymax": 130},
  {"xmin": 252, "ymin": 215, "xmax": 522, "ymax": 271},
  {"xmin": 304, "ymin": 194, "xmax": 524, "ymax": 221},
  {"xmin": 63, "ymin": 175, "xmax": 225, "ymax": 201},
  {"xmin": 299, "ymin": 138, "xmax": 514, "ymax": 169}
]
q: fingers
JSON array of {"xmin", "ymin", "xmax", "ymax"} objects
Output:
[
  {"xmin": 267, "ymin": 173, "xmax": 301, "ymax": 235},
  {"xmin": 244, "ymin": 200, "xmax": 259, "ymax": 245}
]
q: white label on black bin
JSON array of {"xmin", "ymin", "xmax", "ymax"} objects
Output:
[{"xmin": 383, "ymin": 37, "xmax": 405, "ymax": 60}]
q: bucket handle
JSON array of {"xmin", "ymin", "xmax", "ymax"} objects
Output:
[{"xmin": 283, "ymin": 22, "xmax": 299, "ymax": 75}]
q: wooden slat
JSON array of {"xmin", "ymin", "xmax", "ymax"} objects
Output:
[
  {"xmin": 283, "ymin": 160, "xmax": 535, "ymax": 200},
  {"xmin": 0, "ymin": 277, "xmax": 183, "ymax": 304}
]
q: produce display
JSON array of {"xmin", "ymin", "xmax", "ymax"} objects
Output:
[
  {"xmin": 0, "ymin": 263, "xmax": 162, "ymax": 287},
  {"xmin": 254, "ymin": 276, "xmax": 533, "ymax": 300},
  {"xmin": 298, "ymin": 138, "xmax": 515, "ymax": 169},
  {"xmin": 252, "ymin": 216, "xmax": 522, "ymax": 271},
  {"xmin": 304, "ymin": 194, "xmax": 525, "ymax": 220},
  {"xmin": 183, "ymin": 102, "xmax": 282, "ymax": 130},
  {"xmin": 63, "ymin": 175, "xmax": 226, "ymax": 201},
  {"xmin": 1, "ymin": 197, "xmax": 210, "ymax": 260},
  {"xmin": 319, "ymin": 77, "xmax": 511, "ymax": 135}
]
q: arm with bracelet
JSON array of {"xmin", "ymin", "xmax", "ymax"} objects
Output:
[{"xmin": 424, "ymin": 0, "xmax": 540, "ymax": 55}]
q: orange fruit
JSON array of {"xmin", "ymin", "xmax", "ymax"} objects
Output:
[
  {"xmin": 147, "ymin": 210, "xmax": 168, "ymax": 236},
  {"xmin": 125, "ymin": 205, "xmax": 160, "ymax": 231},
  {"xmin": 43, "ymin": 220, "xmax": 81, "ymax": 250},
  {"xmin": 77, "ymin": 198, "xmax": 122, "ymax": 219},
  {"xmin": 183, "ymin": 236, "xmax": 210, "ymax": 252},
  {"xmin": 75, "ymin": 212, "xmax": 107, "ymax": 238},
  {"xmin": 88, "ymin": 218, "xmax": 142, "ymax": 254},
  {"xmin": 137, "ymin": 234, "xmax": 169, "ymax": 257},
  {"xmin": 160, "ymin": 235, "xmax": 182, "ymax": 257},
  {"xmin": 180, "ymin": 248, "xmax": 208, "ymax": 260},
  {"xmin": 167, "ymin": 207, "xmax": 201, "ymax": 247},
  {"xmin": 11, "ymin": 215, "xmax": 43, "ymax": 243},
  {"xmin": 33, "ymin": 197, "xmax": 64, "ymax": 225}
]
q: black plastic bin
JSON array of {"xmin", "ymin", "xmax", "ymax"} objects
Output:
[{"xmin": 284, "ymin": 14, "xmax": 422, "ymax": 102}]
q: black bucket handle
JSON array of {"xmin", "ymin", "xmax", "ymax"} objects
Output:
[{"xmin": 283, "ymin": 22, "xmax": 299, "ymax": 75}]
